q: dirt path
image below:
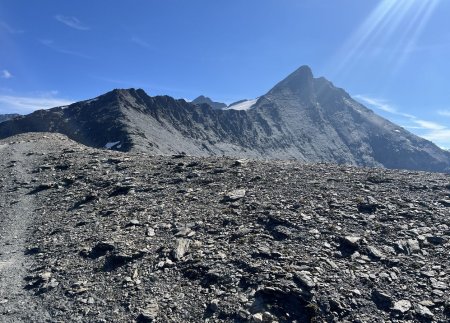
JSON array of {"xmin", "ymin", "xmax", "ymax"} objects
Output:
[{"xmin": 0, "ymin": 140, "xmax": 50, "ymax": 322}]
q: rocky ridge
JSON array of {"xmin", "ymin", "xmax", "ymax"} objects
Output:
[
  {"xmin": 0, "ymin": 113, "xmax": 20, "ymax": 123},
  {"xmin": 0, "ymin": 66, "xmax": 449, "ymax": 173},
  {"xmin": 1, "ymin": 133, "xmax": 450, "ymax": 322}
]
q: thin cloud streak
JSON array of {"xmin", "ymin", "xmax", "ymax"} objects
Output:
[
  {"xmin": 55, "ymin": 15, "xmax": 90, "ymax": 31},
  {"xmin": 353, "ymin": 95, "xmax": 396, "ymax": 113},
  {"xmin": 131, "ymin": 36, "xmax": 151, "ymax": 48},
  {"xmin": 437, "ymin": 110, "xmax": 450, "ymax": 117},
  {"xmin": 0, "ymin": 93, "xmax": 73, "ymax": 114},
  {"xmin": 412, "ymin": 119, "xmax": 446, "ymax": 130},
  {"xmin": 0, "ymin": 21, "xmax": 24, "ymax": 34},
  {"xmin": 422, "ymin": 129, "xmax": 450, "ymax": 143},
  {"xmin": 355, "ymin": 94, "xmax": 450, "ymax": 147},
  {"xmin": 39, "ymin": 39, "xmax": 92, "ymax": 59}
]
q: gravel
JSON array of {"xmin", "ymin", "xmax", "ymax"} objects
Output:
[{"xmin": 1, "ymin": 133, "xmax": 450, "ymax": 322}]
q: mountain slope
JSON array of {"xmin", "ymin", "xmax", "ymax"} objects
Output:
[
  {"xmin": 252, "ymin": 65, "xmax": 450, "ymax": 171},
  {"xmin": 0, "ymin": 113, "xmax": 20, "ymax": 123},
  {"xmin": 0, "ymin": 66, "xmax": 449, "ymax": 172}
]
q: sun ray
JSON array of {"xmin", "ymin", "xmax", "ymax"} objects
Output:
[
  {"xmin": 392, "ymin": 0, "xmax": 441, "ymax": 73},
  {"xmin": 328, "ymin": 0, "xmax": 442, "ymax": 81},
  {"xmin": 386, "ymin": 0, "xmax": 430, "ymax": 65}
]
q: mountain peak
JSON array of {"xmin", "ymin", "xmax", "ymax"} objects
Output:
[
  {"xmin": 290, "ymin": 65, "xmax": 314, "ymax": 79},
  {"xmin": 192, "ymin": 95, "xmax": 227, "ymax": 110},
  {"xmin": 281, "ymin": 65, "xmax": 314, "ymax": 86},
  {"xmin": 193, "ymin": 95, "xmax": 208, "ymax": 101},
  {"xmin": 267, "ymin": 65, "xmax": 315, "ymax": 99}
]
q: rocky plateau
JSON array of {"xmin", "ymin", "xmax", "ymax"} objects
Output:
[{"xmin": 1, "ymin": 133, "xmax": 450, "ymax": 322}]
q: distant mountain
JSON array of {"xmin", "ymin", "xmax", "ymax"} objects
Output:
[
  {"xmin": 191, "ymin": 95, "xmax": 227, "ymax": 110},
  {"xmin": 0, "ymin": 66, "xmax": 449, "ymax": 172},
  {"xmin": 0, "ymin": 114, "xmax": 20, "ymax": 123}
]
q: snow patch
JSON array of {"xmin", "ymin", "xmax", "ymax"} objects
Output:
[
  {"xmin": 394, "ymin": 129, "xmax": 401, "ymax": 133},
  {"xmin": 84, "ymin": 98, "xmax": 99, "ymax": 104},
  {"xmin": 105, "ymin": 141, "xmax": 120, "ymax": 149},
  {"xmin": 225, "ymin": 98, "xmax": 258, "ymax": 111}
]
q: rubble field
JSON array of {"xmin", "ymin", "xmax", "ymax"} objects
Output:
[{"xmin": 1, "ymin": 133, "xmax": 450, "ymax": 322}]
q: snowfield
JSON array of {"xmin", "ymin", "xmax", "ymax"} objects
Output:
[{"xmin": 225, "ymin": 98, "xmax": 258, "ymax": 111}]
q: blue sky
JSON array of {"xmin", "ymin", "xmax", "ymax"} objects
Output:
[{"xmin": 1, "ymin": 0, "xmax": 450, "ymax": 147}]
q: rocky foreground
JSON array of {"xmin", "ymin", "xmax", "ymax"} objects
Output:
[{"xmin": 1, "ymin": 133, "xmax": 450, "ymax": 323}]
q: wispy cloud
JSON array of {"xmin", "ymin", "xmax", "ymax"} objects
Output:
[
  {"xmin": 131, "ymin": 36, "xmax": 151, "ymax": 49},
  {"xmin": 422, "ymin": 129, "xmax": 450, "ymax": 145},
  {"xmin": 437, "ymin": 110, "xmax": 450, "ymax": 117},
  {"xmin": 1, "ymin": 70, "xmax": 12, "ymax": 79},
  {"xmin": 55, "ymin": 15, "xmax": 90, "ymax": 31},
  {"xmin": 354, "ymin": 94, "xmax": 413, "ymax": 118},
  {"xmin": 353, "ymin": 95, "xmax": 396, "ymax": 114},
  {"xmin": 0, "ymin": 21, "xmax": 24, "ymax": 34},
  {"xmin": 412, "ymin": 119, "xmax": 446, "ymax": 130},
  {"xmin": 355, "ymin": 94, "xmax": 450, "ymax": 148},
  {"xmin": 0, "ymin": 92, "xmax": 73, "ymax": 114},
  {"xmin": 39, "ymin": 39, "xmax": 92, "ymax": 59}
]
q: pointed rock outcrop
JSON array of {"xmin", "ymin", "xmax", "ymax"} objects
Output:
[{"xmin": 191, "ymin": 95, "xmax": 227, "ymax": 110}]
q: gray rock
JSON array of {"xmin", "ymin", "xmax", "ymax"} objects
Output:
[
  {"xmin": 426, "ymin": 235, "xmax": 446, "ymax": 245},
  {"xmin": 340, "ymin": 236, "xmax": 362, "ymax": 250},
  {"xmin": 137, "ymin": 301, "xmax": 159, "ymax": 322},
  {"xmin": 222, "ymin": 189, "xmax": 246, "ymax": 202},
  {"xmin": 406, "ymin": 239, "xmax": 421, "ymax": 254},
  {"xmin": 173, "ymin": 238, "xmax": 190, "ymax": 261},
  {"xmin": 127, "ymin": 219, "xmax": 141, "ymax": 226},
  {"xmin": 392, "ymin": 300, "xmax": 412, "ymax": 314},
  {"xmin": 371, "ymin": 289, "xmax": 393, "ymax": 310},
  {"xmin": 430, "ymin": 279, "xmax": 447, "ymax": 290},
  {"xmin": 251, "ymin": 313, "xmax": 263, "ymax": 322},
  {"xmin": 146, "ymin": 227, "xmax": 155, "ymax": 237},
  {"xmin": 208, "ymin": 299, "xmax": 219, "ymax": 312},
  {"xmin": 357, "ymin": 196, "xmax": 379, "ymax": 213},
  {"xmin": 366, "ymin": 245, "xmax": 384, "ymax": 259},
  {"xmin": 438, "ymin": 199, "xmax": 450, "ymax": 207},
  {"xmin": 294, "ymin": 271, "xmax": 316, "ymax": 290},
  {"xmin": 415, "ymin": 304, "xmax": 434, "ymax": 319}
]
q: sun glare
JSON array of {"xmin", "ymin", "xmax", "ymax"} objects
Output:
[{"xmin": 330, "ymin": 0, "xmax": 441, "ymax": 79}]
